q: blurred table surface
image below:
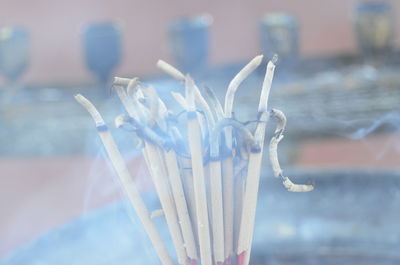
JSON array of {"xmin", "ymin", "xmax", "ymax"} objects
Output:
[{"xmin": 1, "ymin": 55, "xmax": 400, "ymax": 260}]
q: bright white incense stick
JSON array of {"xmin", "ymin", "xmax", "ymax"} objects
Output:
[
  {"xmin": 178, "ymin": 156, "xmax": 199, "ymax": 244},
  {"xmin": 151, "ymin": 89, "xmax": 199, "ymax": 263},
  {"xmin": 208, "ymin": 126, "xmax": 227, "ymax": 265},
  {"xmin": 222, "ymin": 55, "xmax": 263, "ymax": 264},
  {"xmin": 164, "ymin": 149, "xmax": 199, "ymax": 263},
  {"xmin": 113, "ymin": 83, "xmax": 188, "ymax": 265},
  {"xmin": 237, "ymin": 56, "xmax": 277, "ymax": 265},
  {"xmin": 74, "ymin": 94, "xmax": 173, "ymax": 265},
  {"xmin": 185, "ymin": 76, "xmax": 213, "ymax": 265},
  {"xmin": 143, "ymin": 144, "xmax": 188, "ymax": 265},
  {"xmin": 157, "ymin": 60, "xmax": 225, "ymax": 265}
]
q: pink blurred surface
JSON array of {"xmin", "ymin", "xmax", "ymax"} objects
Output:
[{"xmin": 0, "ymin": 156, "xmax": 151, "ymax": 259}]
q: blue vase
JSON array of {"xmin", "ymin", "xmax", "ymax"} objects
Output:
[
  {"xmin": 353, "ymin": 2, "xmax": 394, "ymax": 56},
  {"xmin": 260, "ymin": 14, "xmax": 299, "ymax": 67},
  {"xmin": 0, "ymin": 27, "xmax": 30, "ymax": 83},
  {"xmin": 82, "ymin": 22, "xmax": 122, "ymax": 85},
  {"xmin": 168, "ymin": 14, "xmax": 212, "ymax": 73}
]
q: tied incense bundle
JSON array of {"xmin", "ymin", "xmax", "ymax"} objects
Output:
[{"xmin": 76, "ymin": 55, "xmax": 313, "ymax": 265}]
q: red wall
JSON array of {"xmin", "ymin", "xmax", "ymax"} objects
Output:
[{"xmin": 0, "ymin": 0, "xmax": 398, "ymax": 83}]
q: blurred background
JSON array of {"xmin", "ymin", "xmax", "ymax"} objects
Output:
[{"xmin": 1, "ymin": 0, "xmax": 400, "ymax": 264}]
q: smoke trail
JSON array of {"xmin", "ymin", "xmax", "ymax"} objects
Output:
[{"xmin": 348, "ymin": 111, "xmax": 400, "ymax": 140}]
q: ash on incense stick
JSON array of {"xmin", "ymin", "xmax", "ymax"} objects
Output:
[{"xmin": 75, "ymin": 55, "xmax": 313, "ymax": 265}]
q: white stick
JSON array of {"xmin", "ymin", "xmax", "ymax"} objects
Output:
[
  {"xmin": 221, "ymin": 56, "xmax": 263, "ymax": 263},
  {"xmin": 150, "ymin": 89, "xmax": 199, "ymax": 262},
  {"xmin": 113, "ymin": 85, "xmax": 188, "ymax": 265},
  {"xmin": 185, "ymin": 76, "xmax": 212, "ymax": 265},
  {"xmin": 233, "ymin": 169, "xmax": 246, "ymax": 252},
  {"xmin": 237, "ymin": 57, "xmax": 276, "ymax": 265},
  {"xmin": 164, "ymin": 148, "xmax": 199, "ymax": 262},
  {"xmin": 143, "ymin": 144, "xmax": 188, "ymax": 265},
  {"xmin": 179, "ymin": 157, "xmax": 199, "ymax": 246},
  {"xmin": 74, "ymin": 94, "xmax": 173, "ymax": 265},
  {"xmin": 208, "ymin": 129, "xmax": 226, "ymax": 264},
  {"xmin": 221, "ymin": 157, "xmax": 234, "ymax": 262}
]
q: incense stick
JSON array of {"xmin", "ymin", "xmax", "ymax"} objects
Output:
[
  {"xmin": 185, "ymin": 76, "xmax": 213, "ymax": 265},
  {"xmin": 164, "ymin": 149, "xmax": 199, "ymax": 263},
  {"xmin": 179, "ymin": 156, "xmax": 199, "ymax": 245},
  {"xmin": 153, "ymin": 93, "xmax": 199, "ymax": 263},
  {"xmin": 79, "ymin": 55, "xmax": 314, "ymax": 265},
  {"xmin": 113, "ymin": 84, "xmax": 188, "ymax": 265},
  {"xmin": 143, "ymin": 144, "xmax": 188, "ymax": 265},
  {"xmin": 157, "ymin": 61, "xmax": 227, "ymax": 265},
  {"xmin": 237, "ymin": 56, "xmax": 276, "ymax": 265},
  {"xmin": 185, "ymin": 73, "xmax": 212, "ymax": 265},
  {"xmin": 74, "ymin": 94, "xmax": 173, "ymax": 265},
  {"xmin": 222, "ymin": 55, "xmax": 263, "ymax": 264}
]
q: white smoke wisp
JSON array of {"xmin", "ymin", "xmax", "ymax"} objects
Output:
[{"xmin": 348, "ymin": 112, "xmax": 400, "ymax": 140}]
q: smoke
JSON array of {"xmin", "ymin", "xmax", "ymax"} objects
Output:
[{"xmin": 348, "ymin": 111, "xmax": 400, "ymax": 140}]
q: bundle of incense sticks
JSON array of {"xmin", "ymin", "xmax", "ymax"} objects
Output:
[{"xmin": 75, "ymin": 55, "xmax": 313, "ymax": 265}]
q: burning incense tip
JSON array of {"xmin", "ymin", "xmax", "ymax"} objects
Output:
[{"xmin": 271, "ymin": 53, "xmax": 279, "ymax": 64}]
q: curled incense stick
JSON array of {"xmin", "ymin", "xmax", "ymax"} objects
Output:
[
  {"xmin": 74, "ymin": 94, "xmax": 173, "ymax": 265},
  {"xmin": 185, "ymin": 75, "xmax": 213, "ymax": 265},
  {"xmin": 269, "ymin": 135, "xmax": 283, "ymax": 178},
  {"xmin": 269, "ymin": 109, "xmax": 314, "ymax": 192}
]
